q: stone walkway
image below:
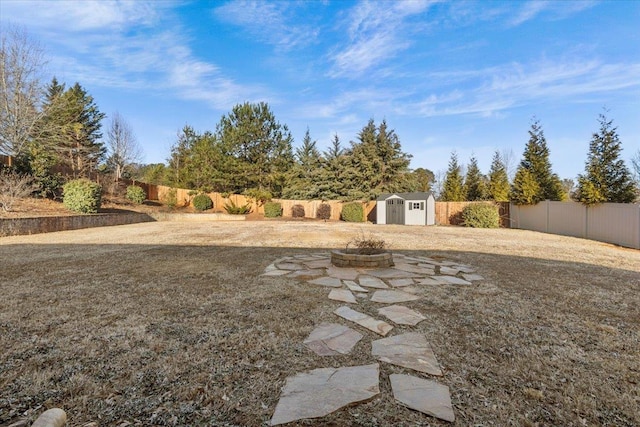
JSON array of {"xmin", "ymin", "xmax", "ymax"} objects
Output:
[{"xmin": 262, "ymin": 252, "xmax": 484, "ymax": 425}]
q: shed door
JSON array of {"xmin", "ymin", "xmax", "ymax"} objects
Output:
[{"xmin": 386, "ymin": 198, "xmax": 405, "ymax": 224}]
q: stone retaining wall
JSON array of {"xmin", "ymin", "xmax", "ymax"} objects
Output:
[
  {"xmin": 331, "ymin": 250, "xmax": 394, "ymax": 268},
  {"xmin": 0, "ymin": 213, "xmax": 155, "ymax": 237}
]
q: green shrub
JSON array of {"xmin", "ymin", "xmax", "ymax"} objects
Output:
[
  {"xmin": 63, "ymin": 179, "xmax": 102, "ymax": 213},
  {"xmin": 244, "ymin": 188, "xmax": 273, "ymax": 206},
  {"xmin": 292, "ymin": 204, "xmax": 305, "ymax": 218},
  {"xmin": 126, "ymin": 185, "xmax": 146, "ymax": 204},
  {"xmin": 461, "ymin": 203, "xmax": 499, "ymax": 228},
  {"xmin": 341, "ymin": 202, "xmax": 364, "ymax": 222},
  {"xmin": 163, "ymin": 188, "xmax": 178, "ymax": 208},
  {"xmin": 264, "ymin": 201, "xmax": 282, "ymax": 218},
  {"xmin": 316, "ymin": 203, "xmax": 331, "ymax": 221},
  {"xmin": 193, "ymin": 193, "xmax": 213, "ymax": 211},
  {"xmin": 224, "ymin": 199, "xmax": 252, "ymax": 215}
]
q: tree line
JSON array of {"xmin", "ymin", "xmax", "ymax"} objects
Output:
[
  {"xmin": 439, "ymin": 116, "xmax": 638, "ymax": 205},
  {"xmin": 1, "ymin": 25, "xmax": 142, "ymax": 197},
  {"xmin": 138, "ymin": 102, "xmax": 432, "ymax": 201}
]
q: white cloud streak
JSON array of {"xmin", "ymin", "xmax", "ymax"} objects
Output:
[
  {"xmin": 328, "ymin": 0, "xmax": 437, "ymax": 78},
  {"xmin": 214, "ymin": 1, "xmax": 319, "ymax": 51}
]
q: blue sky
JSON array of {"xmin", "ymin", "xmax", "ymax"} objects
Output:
[{"xmin": 2, "ymin": 0, "xmax": 639, "ymax": 180}]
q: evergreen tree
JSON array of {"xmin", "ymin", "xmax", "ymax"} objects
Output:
[
  {"xmin": 409, "ymin": 167, "xmax": 435, "ymax": 192},
  {"xmin": 34, "ymin": 80, "xmax": 105, "ymax": 178},
  {"xmin": 316, "ymin": 133, "xmax": 348, "ymax": 200},
  {"xmin": 215, "ymin": 102, "xmax": 293, "ymax": 196},
  {"xmin": 464, "ymin": 155, "xmax": 486, "ymax": 201},
  {"xmin": 283, "ymin": 128, "xmax": 322, "ymax": 199},
  {"xmin": 487, "ymin": 150, "xmax": 510, "ymax": 202},
  {"xmin": 441, "ymin": 151, "xmax": 465, "ymax": 201},
  {"xmin": 347, "ymin": 119, "xmax": 413, "ymax": 200},
  {"xmin": 510, "ymin": 167, "xmax": 541, "ymax": 205},
  {"xmin": 511, "ymin": 119, "xmax": 564, "ymax": 204},
  {"xmin": 576, "ymin": 114, "xmax": 636, "ymax": 204}
]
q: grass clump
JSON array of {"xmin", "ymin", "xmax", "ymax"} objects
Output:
[
  {"xmin": 264, "ymin": 201, "xmax": 282, "ymax": 218},
  {"xmin": 125, "ymin": 185, "xmax": 146, "ymax": 204},
  {"xmin": 462, "ymin": 203, "xmax": 500, "ymax": 228},
  {"xmin": 341, "ymin": 202, "xmax": 364, "ymax": 222},
  {"xmin": 291, "ymin": 204, "xmax": 305, "ymax": 218},
  {"xmin": 346, "ymin": 232, "xmax": 387, "ymax": 254},
  {"xmin": 224, "ymin": 199, "xmax": 252, "ymax": 215},
  {"xmin": 193, "ymin": 194, "xmax": 213, "ymax": 211},
  {"xmin": 63, "ymin": 179, "xmax": 102, "ymax": 213},
  {"xmin": 316, "ymin": 203, "xmax": 331, "ymax": 221}
]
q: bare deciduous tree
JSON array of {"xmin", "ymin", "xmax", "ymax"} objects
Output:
[
  {"xmin": 501, "ymin": 147, "xmax": 516, "ymax": 183},
  {"xmin": 0, "ymin": 25, "xmax": 46, "ymax": 158},
  {"xmin": 106, "ymin": 111, "xmax": 142, "ymax": 180},
  {"xmin": 0, "ymin": 169, "xmax": 37, "ymax": 211}
]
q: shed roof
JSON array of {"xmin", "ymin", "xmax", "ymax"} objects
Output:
[{"xmin": 376, "ymin": 192, "xmax": 434, "ymax": 201}]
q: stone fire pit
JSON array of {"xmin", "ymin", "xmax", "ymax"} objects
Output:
[{"xmin": 330, "ymin": 249, "xmax": 394, "ymax": 268}]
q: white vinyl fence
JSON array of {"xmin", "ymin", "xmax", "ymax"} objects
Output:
[{"xmin": 510, "ymin": 201, "xmax": 640, "ymax": 249}]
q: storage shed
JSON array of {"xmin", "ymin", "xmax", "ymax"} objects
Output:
[{"xmin": 376, "ymin": 192, "xmax": 435, "ymax": 225}]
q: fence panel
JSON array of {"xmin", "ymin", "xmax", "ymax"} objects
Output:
[
  {"xmin": 510, "ymin": 201, "xmax": 640, "ymax": 250},
  {"xmin": 587, "ymin": 203, "xmax": 640, "ymax": 249}
]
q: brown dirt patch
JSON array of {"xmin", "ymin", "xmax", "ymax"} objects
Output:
[{"xmin": 1, "ymin": 222, "xmax": 639, "ymax": 426}]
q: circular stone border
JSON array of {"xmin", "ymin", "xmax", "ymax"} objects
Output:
[{"xmin": 331, "ymin": 250, "xmax": 394, "ymax": 268}]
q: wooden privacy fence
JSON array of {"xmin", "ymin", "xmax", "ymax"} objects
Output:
[
  {"xmin": 510, "ymin": 201, "xmax": 640, "ymax": 249},
  {"xmin": 0, "ymin": 155, "xmax": 13, "ymax": 167},
  {"xmin": 152, "ymin": 184, "xmax": 376, "ymax": 222}
]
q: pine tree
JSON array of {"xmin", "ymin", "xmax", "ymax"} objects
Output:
[
  {"xmin": 511, "ymin": 119, "xmax": 564, "ymax": 204},
  {"xmin": 510, "ymin": 167, "xmax": 541, "ymax": 205},
  {"xmin": 576, "ymin": 113, "xmax": 636, "ymax": 204},
  {"xmin": 215, "ymin": 102, "xmax": 294, "ymax": 197},
  {"xmin": 464, "ymin": 155, "xmax": 486, "ymax": 201},
  {"xmin": 283, "ymin": 128, "xmax": 322, "ymax": 199},
  {"xmin": 347, "ymin": 119, "xmax": 413, "ymax": 200},
  {"xmin": 488, "ymin": 150, "xmax": 510, "ymax": 202},
  {"xmin": 316, "ymin": 133, "xmax": 348, "ymax": 200},
  {"xmin": 441, "ymin": 151, "xmax": 465, "ymax": 201}
]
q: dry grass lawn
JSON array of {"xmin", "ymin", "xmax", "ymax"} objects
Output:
[{"xmin": 1, "ymin": 221, "xmax": 639, "ymax": 426}]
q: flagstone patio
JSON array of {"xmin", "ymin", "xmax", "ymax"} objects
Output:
[{"xmin": 262, "ymin": 251, "xmax": 483, "ymax": 425}]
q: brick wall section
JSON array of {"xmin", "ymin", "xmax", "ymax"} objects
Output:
[{"xmin": 0, "ymin": 213, "xmax": 155, "ymax": 237}]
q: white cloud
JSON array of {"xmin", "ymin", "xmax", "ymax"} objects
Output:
[
  {"xmin": 507, "ymin": 0, "xmax": 599, "ymax": 27},
  {"xmin": 411, "ymin": 60, "xmax": 640, "ymax": 117},
  {"xmin": 214, "ymin": 1, "xmax": 319, "ymax": 51},
  {"xmin": 328, "ymin": 0, "xmax": 437, "ymax": 78},
  {"xmin": 1, "ymin": 0, "xmax": 164, "ymax": 31}
]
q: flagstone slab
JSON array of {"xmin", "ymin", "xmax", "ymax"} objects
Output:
[
  {"xmin": 365, "ymin": 268, "xmax": 420, "ymax": 279},
  {"xmin": 329, "ymin": 289, "xmax": 357, "ymax": 304},
  {"xmin": 462, "ymin": 273, "xmax": 484, "ymax": 281},
  {"xmin": 270, "ymin": 364, "xmax": 380, "ymax": 425},
  {"xmin": 334, "ymin": 306, "xmax": 393, "ymax": 336},
  {"xmin": 303, "ymin": 322, "xmax": 363, "ymax": 356},
  {"xmin": 372, "ymin": 332, "xmax": 442, "ymax": 375},
  {"xmin": 378, "ymin": 305, "xmax": 426, "ymax": 326},
  {"xmin": 326, "ymin": 265, "xmax": 360, "ymax": 280},
  {"xmin": 371, "ymin": 290, "xmax": 421, "ymax": 304},
  {"xmin": 261, "ymin": 269, "xmax": 290, "ymax": 277},
  {"xmin": 304, "ymin": 259, "xmax": 333, "ymax": 269},
  {"xmin": 358, "ymin": 276, "xmax": 389, "ymax": 289},
  {"xmin": 394, "ymin": 264, "xmax": 435, "ymax": 275},
  {"xmin": 344, "ymin": 280, "xmax": 369, "ymax": 293},
  {"xmin": 438, "ymin": 276, "xmax": 473, "ymax": 285},
  {"xmin": 388, "ymin": 278, "xmax": 414, "ymax": 287},
  {"xmin": 308, "ymin": 277, "xmax": 343, "ymax": 288},
  {"xmin": 390, "ymin": 374, "xmax": 455, "ymax": 423},
  {"xmin": 287, "ymin": 269, "xmax": 326, "ymax": 279},
  {"xmin": 277, "ymin": 262, "xmax": 305, "ymax": 271},
  {"xmin": 439, "ymin": 266, "xmax": 461, "ymax": 275}
]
